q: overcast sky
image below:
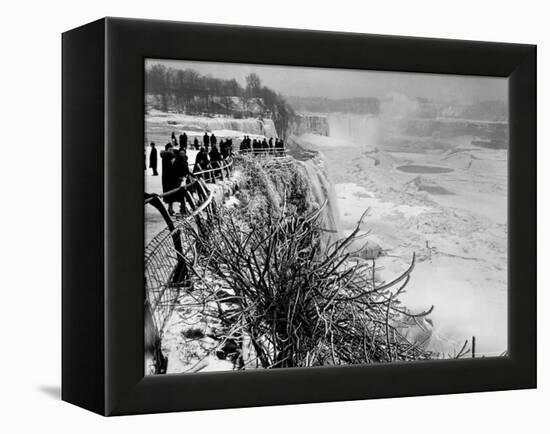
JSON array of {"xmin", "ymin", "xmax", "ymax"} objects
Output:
[{"xmin": 147, "ymin": 59, "xmax": 507, "ymax": 104}]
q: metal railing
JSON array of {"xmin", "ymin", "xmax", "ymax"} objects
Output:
[
  {"xmin": 144, "ymin": 177, "xmax": 214, "ymax": 335},
  {"xmin": 144, "ymin": 148, "xmax": 286, "ymax": 331},
  {"xmin": 192, "ymin": 157, "xmax": 234, "ymax": 183},
  {"xmin": 143, "ymin": 145, "xmax": 288, "ymax": 372},
  {"xmin": 236, "ymin": 148, "xmax": 287, "ymax": 157}
]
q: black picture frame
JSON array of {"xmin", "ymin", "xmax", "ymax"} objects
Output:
[{"xmin": 62, "ymin": 17, "xmax": 536, "ymax": 416}]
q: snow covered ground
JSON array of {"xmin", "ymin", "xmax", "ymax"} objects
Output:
[{"xmin": 294, "ymin": 125, "xmax": 508, "ymax": 358}]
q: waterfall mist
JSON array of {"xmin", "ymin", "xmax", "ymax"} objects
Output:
[
  {"xmin": 327, "ymin": 113, "xmax": 381, "ymax": 148},
  {"xmin": 325, "ymin": 94, "xmax": 423, "ymax": 150}
]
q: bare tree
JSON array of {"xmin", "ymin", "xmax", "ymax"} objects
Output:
[{"xmin": 177, "ymin": 201, "xmax": 436, "ymax": 369}]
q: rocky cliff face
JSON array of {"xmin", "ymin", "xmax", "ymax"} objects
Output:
[{"xmin": 290, "ymin": 113, "xmax": 330, "ymax": 136}]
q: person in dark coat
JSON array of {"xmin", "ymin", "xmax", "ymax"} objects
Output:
[
  {"xmin": 209, "ymin": 144, "xmax": 222, "ymax": 178},
  {"xmin": 209, "ymin": 143, "xmax": 221, "ymax": 162},
  {"xmin": 172, "ymin": 148, "xmax": 189, "ymax": 214},
  {"xmin": 149, "ymin": 142, "xmax": 158, "ymax": 176},
  {"xmin": 179, "ymin": 132, "xmax": 188, "ymax": 150},
  {"xmin": 210, "ymin": 133, "xmax": 217, "ymax": 146},
  {"xmin": 203, "ymin": 132, "xmax": 210, "ymax": 147},
  {"xmin": 193, "ymin": 137, "xmax": 200, "ymax": 150},
  {"xmin": 224, "ymin": 140, "xmax": 233, "ymax": 159},
  {"xmin": 171, "ymin": 132, "xmax": 178, "ymax": 148},
  {"xmin": 193, "ymin": 147, "xmax": 210, "ymax": 174},
  {"xmin": 160, "ymin": 143, "xmax": 177, "ymax": 215},
  {"xmin": 280, "ymin": 138, "xmax": 285, "ymax": 155},
  {"xmin": 173, "ymin": 148, "xmax": 190, "ymax": 180}
]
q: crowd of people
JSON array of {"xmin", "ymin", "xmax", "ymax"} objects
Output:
[
  {"xmin": 147, "ymin": 132, "xmax": 235, "ymax": 215},
  {"xmin": 239, "ymin": 136, "xmax": 285, "ymax": 155},
  {"xmin": 147, "ymin": 131, "xmax": 285, "ymax": 215}
]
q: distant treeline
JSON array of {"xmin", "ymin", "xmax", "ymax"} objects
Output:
[
  {"xmin": 145, "ymin": 64, "xmax": 295, "ymax": 138},
  {"xmin": 412, "ymin": 97, "xmax": 507, "ymax": 122},
  {"xmin": 287, "ymin": 96, "xmax": 381, "ymax": 115}
]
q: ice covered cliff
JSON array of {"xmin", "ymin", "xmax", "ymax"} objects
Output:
[{"xmin": 233, "ymin": 153, "xmax": 340, "ymax": 239}]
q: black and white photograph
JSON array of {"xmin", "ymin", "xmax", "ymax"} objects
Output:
[
  {"xmin": 0, "ymin": 0, "xmax": 543, "ymax": 428},
  {"xmin": 144, "ymin": 59, "xmax": 508, "ymax": 375}
]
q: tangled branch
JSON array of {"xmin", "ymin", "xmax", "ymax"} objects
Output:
[{"xmin": 175, "ymin": 201, "xmax": 440, "ymax": 369}]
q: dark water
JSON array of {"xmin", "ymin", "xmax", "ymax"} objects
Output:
[{"xmin": 397, "ymin": 165, "xmax": 454, "ymax": 174}]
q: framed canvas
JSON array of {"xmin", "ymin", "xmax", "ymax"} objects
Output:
[{"xmin": 62, "ymin": 17, "xmax": 536, "ymax": 416}]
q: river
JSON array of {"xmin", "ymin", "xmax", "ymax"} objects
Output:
[{"xmin": 293, "ymin": 113, "xmax": 508, "ymax": 358}]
